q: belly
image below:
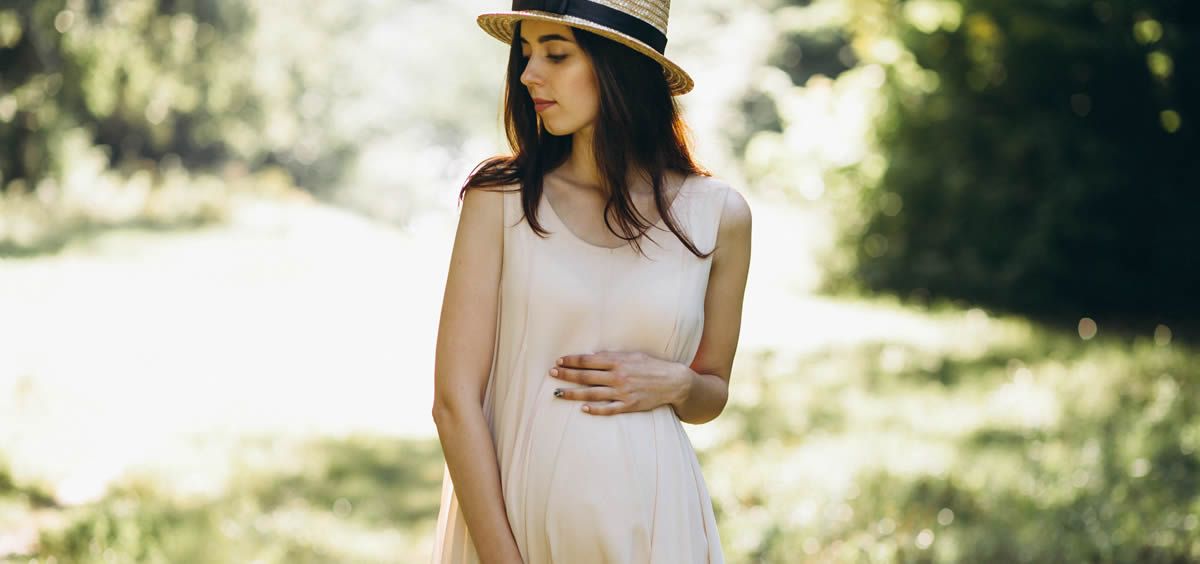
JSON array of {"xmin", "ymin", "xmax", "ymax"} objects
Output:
[
  {"xmin": 513, "ymin": 398, "xmax": 682, "ymax": 561},
  {"xmin": 502, "ymin": 390, "xmax": 717, "ymax": 562}
]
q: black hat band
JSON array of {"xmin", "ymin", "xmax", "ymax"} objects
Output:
[{"xmin": 511, "ymin": 0, "xmax": 668, "ymax": 54}]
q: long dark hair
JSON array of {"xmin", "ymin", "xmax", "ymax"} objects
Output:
[{"xmin": 460, "ymin": 22, "xmax": 713, "ymax": 258}]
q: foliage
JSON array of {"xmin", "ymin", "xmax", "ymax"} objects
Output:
[
  {"xmin": 1, "ymin": 0, "xmax": 252, "ymax": 183},
  {"xmin": 844, "ymin": 0, "xmax": 1198, "ymax": 320},
  {"xmin": 0, "ymin": 0, "xmax": 404, "ymax": 253},
  {"xmin": 736, "ymin": 0, "xmax": 1198, "ymax": 322},
  {"xmin": 0, "ymin": 0, "xmax": 364, "ymax": 196}
]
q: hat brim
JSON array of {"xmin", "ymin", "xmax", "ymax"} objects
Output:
[{"xmin": 477, "ymin": 10, "xmax": 694, "ymax": 96}]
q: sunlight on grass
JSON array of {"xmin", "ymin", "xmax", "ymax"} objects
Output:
[
  {"xmin": 4, "ymin": 191, "xmax": 1197, "ymax": 561},
  {"xmin": 0, "ymin": 193, "xmax": 449, "ymax": 509},
  {"xmin": 4, "ymin": 0, "xmax": 1197, "ymax": 560},
  {"xmin": 700, "ymin": 308, "xmax": 1197, "ymax": 562},
  {"xmin": 2, "ymin": 435, "xmax": 443, "ymax": 562}
]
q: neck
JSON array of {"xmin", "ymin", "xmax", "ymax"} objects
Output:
[
  {"xmin": 564, "ymin": 124, "xmax": 603, "ymax": 191},
  {"xmin": 560, "ymin": 125, "xmax": 669, "ymax": 194}
]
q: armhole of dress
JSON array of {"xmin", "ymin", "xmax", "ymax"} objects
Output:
[
  {"xmin": 706, "ymin": 183, "xmax": 732, "ymax": 256},
  {"xmin": 502, "ymin": 184, "xmax": 524, "ymax": 237},
  {"xmin": 500, "ymin": 186, "xmax": 508, "ymax": 264},
  {"xmin": 483, "ymin": 188, "xmax": 509, "ymax": 426}
]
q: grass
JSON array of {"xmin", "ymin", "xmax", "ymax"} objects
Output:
[
  {"xmin": 0, "ymin": 160, "xmax": 300, "ymax": 258},
  {"xmin": 1, "ymin": 184, "xmax": 1194, "ymax": 562},
  {"xmin": 3, "ymin": 304, "xmax": 1196, "ymax": 563},
  {"xmin": 702, "ymin": 308, "xmax": 1198, "ymax": 563},
  {"xmin": 2, "ymin": 435, "xmax": 445, "ymax": 563}
]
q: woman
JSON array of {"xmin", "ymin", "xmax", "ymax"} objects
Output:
[{"xmin": 431, "ymin": 1, "xmax": 751, "ymax": 562}]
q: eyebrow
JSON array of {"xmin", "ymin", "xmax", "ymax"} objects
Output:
[{"xmin": 518, "ymin": 33, "xmax": 574, "ymax": 44}]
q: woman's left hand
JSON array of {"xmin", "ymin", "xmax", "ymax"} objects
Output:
[{"xmin": 549, "ymin": 351, "xmax": 693, "ymax": 415}]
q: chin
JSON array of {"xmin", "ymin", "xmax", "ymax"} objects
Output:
[
  {"xmin": 542, "ymin": 124, "xmax": 572, "ymax": 137},
  {"xmin": 542, "ymin": 119, "xmax": 586, "ymax": 137}
]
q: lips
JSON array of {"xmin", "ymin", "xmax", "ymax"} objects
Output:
[{"xmin": 533, "ymin": 98, "xmax": 556, "ymax": 112}]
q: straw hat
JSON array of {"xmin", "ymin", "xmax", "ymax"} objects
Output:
[{"xmin": 477, "ymin": 0, "xmax": 694, "ymax": 96}]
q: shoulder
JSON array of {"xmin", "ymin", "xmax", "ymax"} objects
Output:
[
  {"xmin": 459, "ymin": 183, "xmax": 518, "ymax": 216},
  {"xmin": 457, "ymin": 184, "xmax": 519, "ymax": 241},
  {"xmin": 692, "ymin": 177, "xmax": 750, "ymax": 262},
  {"xmin": 689, "ymin": 176, "xmax": 751, "ymax": 236}
]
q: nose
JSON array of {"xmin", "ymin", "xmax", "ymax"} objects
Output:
[{"xmin": 519, "ymin": 57, "xmax": 543, "ymax": 89}]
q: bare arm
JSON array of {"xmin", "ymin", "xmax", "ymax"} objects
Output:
[
  {"xmin": 672, "ymin": 185, "xmax": 752, "ymax": 425},
  {"xmin": 431, "ymin": 186, "xmax": 522, "ymax": 563}
]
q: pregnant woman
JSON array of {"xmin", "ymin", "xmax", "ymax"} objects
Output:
[{"xmin": 431, "ymin": 1, "xmax": 752, "ymax": 562}]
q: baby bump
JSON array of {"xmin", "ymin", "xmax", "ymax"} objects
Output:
[{"xmin": 533, "ymin": 402, "xmax": 675, "ymax": 561}]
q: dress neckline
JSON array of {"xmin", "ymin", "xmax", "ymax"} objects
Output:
[{"xmin": 541, "ymin": 174, "xmax": 693, "ymax": 252}]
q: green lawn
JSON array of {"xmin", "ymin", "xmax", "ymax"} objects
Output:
[
  {"xmin": 2, "ymin": 193, "xmax": 1195, "ymax": 563},
  {"xmin": 4, "ymin": 303, "xmax": 1194, "ymax": 563}
]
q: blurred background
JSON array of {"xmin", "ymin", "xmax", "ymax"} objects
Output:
[{"xmin": 1, "ymin": 0, "xmax": 1197, "ymax": 561}]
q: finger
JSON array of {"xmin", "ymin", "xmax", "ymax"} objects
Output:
[
  {"xmin": 557, "ymin": 353, "xmax": 616, "ymax": 370},
  {"xmin": 582, "ymin": 400, "xmax": 627, "ymax": 415},
  {"xmin": 553, "ymin": 386, "xmax": 616, "ymax": 402},
  {"xmin": 550, "ymin": 366, "xmax": 615, "ymax": 386}
]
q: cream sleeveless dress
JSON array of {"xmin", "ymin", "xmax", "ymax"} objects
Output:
[{"xmin": 432, "ymin": 174, "xmax": 729, "ymax": 564}]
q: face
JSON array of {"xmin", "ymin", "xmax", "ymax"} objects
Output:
[{"xmin": 517, "ymin": 20, "xmax": 600, "ymax": 137}]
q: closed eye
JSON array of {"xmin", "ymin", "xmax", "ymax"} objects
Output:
[{"xmin": 520, "ymin": 53, "xmax": 568, "ymax": 63}]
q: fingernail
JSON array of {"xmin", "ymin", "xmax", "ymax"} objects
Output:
[
  {"xmin": 553, "ymin": 389, "xmax": 563, "ymax": 398},
  {"xmin": 581, "ymin": 405, "xmax": 590, "ymax": 413},
  {"xmin": 556, "ymin": 358, "xmax": 563, "ymax": 366},
  {"xmin": 549, "ymin": 368, "xmax": 558, "ymax": 377}
]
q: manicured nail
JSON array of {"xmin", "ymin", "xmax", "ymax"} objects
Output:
[
  {"xmin": 549, "ymin": 368, "xmax": 558, "ymax": 377},
  {"xmin": 553, "ymin": 389, "xmax": 563, "ymax": 398}
]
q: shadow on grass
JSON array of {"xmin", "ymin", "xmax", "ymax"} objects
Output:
[
  {"xmin": 0, "ymin": 216, "xmax": 220, "ymax": 258},
  {"xmin": 6, "ymin": 312, "xmax": 1197, "ymax": 563},
  {"xmin": 5, "ymin": 435, "xmax": 445, "ymax": 563},
  {"xmin": 235, "ymin": 435, "xmax": 445, "ymax": 527},
  {"xmin": 706, "ymin": 317, "xmax": 1199, "ymax": 563},
  {"xmin": 0, "ymin": 462, "xmax": 59, "ymax": 509}
]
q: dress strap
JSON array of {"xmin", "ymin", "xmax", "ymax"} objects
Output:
[
  {"xmin": 684, "ymin": 177, "xmax": 730, "ymax": 256},
  {"xmin": 501, "ymin": 184, "xmax": 522, "ymax": 229}
]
